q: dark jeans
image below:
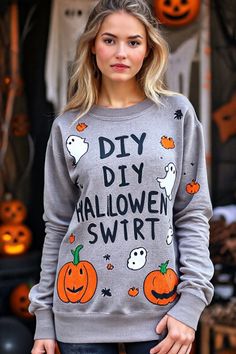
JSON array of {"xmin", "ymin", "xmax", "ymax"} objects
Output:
[{"xmin": 58, "ymin": 340, "xmax": 160, "ymax": 354}]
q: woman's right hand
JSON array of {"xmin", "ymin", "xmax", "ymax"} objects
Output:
[{"xmin": 31, "ymin": 339, "xmax": 56, "ymax": 354}]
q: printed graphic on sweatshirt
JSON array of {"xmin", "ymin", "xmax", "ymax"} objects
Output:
[
  {"xmin": 57, "ymin": 244, "xmax": 97, "ymax": 303},
  {"xmin": 107, "ymin": 263, "xmax": 114, "ymax": 270},
  {"xmin": 128, "ymin": 287, "xmax": 139, "ymax": 297},
  {"xmin": 75, "ymin": 133, "xmax": 170, "ymax": 244},
  {"xmin": 101, "ymin": 288, "xmax": 112, "ymax": 297},
  {"xmin": 186, "ymin": 179, "xmax": 200, "ymax": 194},
  {"xmin": 143, "ymin": 260, "xmax": 179, "ymax": 306},
  {"xmin": 174, "ymin": 110, "xmax": 183, "ymax": 120},
  {"xmin": 76, "ymin": 122, "xmax": 88, "ymax": 132},
  {"xmin": 127, "ymin": 247, "xmax": 147, "ymax": 270},
  {"xmin": 69, "ymin": 233, "xmax": 75, "ymax": 244},
  {"xmin": 66, "ymin": 135, "xmax": 89, "ymax": 166},
  {"xmin": 160, "ymin": 136, "xmax": 175, "ymax": 149},
  {"xmin": 156, "ymin": 162, "xmax": 177, "ymax": 200},
  {"xmin": 166, "ymin": 226, "xmax": 173, "ymax": 245}
]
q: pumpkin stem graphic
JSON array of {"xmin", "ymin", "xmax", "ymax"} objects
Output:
[
  {"xmin": 159, "ymin": 260, "xmax": 169, "ymax": 275},
  {"xmin": 71, "ymin": 244, "xmax": 83, "ymax": 265}
]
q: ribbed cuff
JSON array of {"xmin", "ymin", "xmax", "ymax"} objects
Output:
[
  {"xmin": 34, "ymin": 309, "xmax": 56, "ymax": 340},
  {"xmin": 167, "ymin": 293, "xmax": 206, "ymax": 330}
]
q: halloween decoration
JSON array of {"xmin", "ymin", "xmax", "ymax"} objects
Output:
[
  {"xmin": 0, "ymin": 316, "xmax": 33, "ymax": 354},
  {"xmin": 154, "ymin": 0, "xmax": 200, "ymax": 27},
  {"xmin": 101, "ymin": 288, "xmax": 112, "ymax": 297},
  {"xmin": 143, "ymin": 260, "xmax": 178, "ymax": 305},
  {"xmin": 57, "ymin": 244, "xmax": 97, "ymax": 303},
  {"xmin": 0, "ymin": 198, "xmax": 27, "ymax": 224},
  {"xmin": 213, "ymin": 93, "xmax": 236, "ymax": 143},
  {"xmin": 186, "ymin": 179, "xmax": 200, "ymax": 194},
  {"xmin": 9, "ymin": 283, "xmax": 33, "ymax": 319},
  {"xmin": 165, "ymin": 36, "xmax": 198, "ymax": 97},
  {"xmin": 0, "ymin": 223, "xmax": 32, "ymax": 256}
]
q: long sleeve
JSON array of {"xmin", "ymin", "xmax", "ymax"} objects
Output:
[
  {"xmin": 28, "ymin": 120, "xmax": 80, "ymax": 339},
  {"xmin": 167, "ymin": 104, "xmax": 214, "ymax": 330}
]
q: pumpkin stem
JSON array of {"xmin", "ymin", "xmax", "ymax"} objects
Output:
[
  {"xmin": 71, "ymin": 244, "xmax": 83, "ymax": 265},
  {"xmin": 159, "ymin": 260, "xmax": 169, "ymax": 275}
]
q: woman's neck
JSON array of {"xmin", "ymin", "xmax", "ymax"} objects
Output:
[{"xmin": 97, "ymin": 80, "xmax": 146, "ymax": 108}]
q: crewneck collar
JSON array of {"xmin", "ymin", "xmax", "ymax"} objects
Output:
[{"xmin": 88, "ymin": 98, "xmax": 156, "ymax": 121}]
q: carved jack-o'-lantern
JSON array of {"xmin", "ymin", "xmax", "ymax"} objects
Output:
[
  {"xmin": 9, "ymin": 283, "xmax": 34, "ymax": 319},
  {"xmin": 0, "ymin": 224, "xmax": 32, "ymax": 256},
  {"xmin": 57, "ymin": 244, "xmax": 97, "ymax": 303},
  {"xmin": 0, "ymin": 199, "xmax": 27, "ymax": 224},
  {"xmin": 154, "ymin": 0, "xmax": 200, "ymax": 27},
  {"xmin": 143, "ymin": 261, "xmax": 178, "ymax": 305}
]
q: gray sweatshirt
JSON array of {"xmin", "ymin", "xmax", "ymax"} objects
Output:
[{"xmin": 29, "ymin": 94, "xmax": 214, "ymax": 343}]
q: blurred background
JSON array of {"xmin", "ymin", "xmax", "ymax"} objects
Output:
[{"xmin": 0, "ymin": 0, "xmax": 236, "ymax": 353}]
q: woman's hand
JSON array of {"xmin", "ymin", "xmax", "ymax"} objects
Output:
[
  {"xmin": 31, "ymin": 339, "xmax": 56, "ymax": 354},
  {"xmin": 150, "ymin": 315, "xmax": 195, "ymax": 354}
]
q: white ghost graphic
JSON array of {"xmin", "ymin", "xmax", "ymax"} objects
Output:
[
  {"xmin": 166, "ymin": 226, "xmax": 173, "ymax": 245},
  {"xmin": 156, "ymin": 162, "xmax": 177, "ymax": 200},
  {"xmin": 127, "ymin": 247, "xmax": 147, "ymax": 271},
  {"xmin": 66, "ymin": 135, "xmax": 89, "ymax": 166}
]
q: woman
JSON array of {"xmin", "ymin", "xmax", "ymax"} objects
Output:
[{"xmin": 29, "ymin": 1, "xmax": 214, "ymax": 353}]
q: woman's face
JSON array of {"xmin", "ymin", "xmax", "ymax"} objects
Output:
[{"xmin": 91, "ymin": 11, "xmax": 149, "ymax": 83}]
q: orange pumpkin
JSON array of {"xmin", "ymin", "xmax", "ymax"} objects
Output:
[
  {"xmin": 143, "ymin": 260, "xmax": 178, "ymax": 305},
  {"xmin": 57, "ymin": 244, "xmax": 97, "ymax": 303},
  {"xmin": 186, "ymin": 179, "xmax": 200, "ymax": 194},
  {"xmin": 160, "ymin": 136, "xmax": 175, "ymax": 149},
  {"xmin": 154, "ymin": 0, "xmax": 200, "ymax": 27},
  {"xmin": 0, "ymin": 198, "xmax": 27, "ymax": 224},
  {"xmin": 9, "ymin": 283, "xmax": 33, "ymax": 319},
  {"xmin": 0, "ymin": 224, "xmax": 32, "ymax": 256},
  {"xmin": 128, "ymin": 287, "xmax": 139, "ymax": 297}
]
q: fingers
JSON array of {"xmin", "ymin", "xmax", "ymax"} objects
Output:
[
  {"xmin": 150, "ymin": 336, "xmax": 174, "ymax": 353},
  {"xmin": 31, "ymin": 339, "xmax": 56, "ymax": 354},
  {"xmin": 156, "ymin": 315, "xmax": 168, "ymax": 334}
]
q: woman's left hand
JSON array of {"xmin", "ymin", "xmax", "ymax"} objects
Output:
[{"xmin": 150, "ymin": 315, "xmax": 195, "ymax": 354}]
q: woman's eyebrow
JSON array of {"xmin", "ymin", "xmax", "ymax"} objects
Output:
[{"xmin": 101, "ymin": 32, "xmax": 143, "ymax": 39}]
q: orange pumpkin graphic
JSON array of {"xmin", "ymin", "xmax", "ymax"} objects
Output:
[
  {"xmin": 128, "ymin": 287, "xmax": 139, "ymax": 297},
  {"xmin": 76, "ymin": 122, "xmax": 88, "ymax": 132},
  {"xmin": 160, "ymin": 136, "xmax": 175, "ymax": 149},
  {"xmin": 154, "ymin": 0, "xmax": 200, "ymax": 27},
  {"xmin": 186, "ymin": 179, "xmax": 200, "ymax": 194},
  {"xmin": 57, "ymin": 244, "xmax": 97, "ymax": 303},
  {"xmin": 143, "ymin": 261, "xmax": 178, "ymax": 305}
]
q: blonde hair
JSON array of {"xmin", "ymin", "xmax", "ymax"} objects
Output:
[{"xmin": 62, "ymin": 0, "xmax": 177, "ymax": 121}]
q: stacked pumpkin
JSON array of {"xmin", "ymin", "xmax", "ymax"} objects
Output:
[{"xmin": 0, "ymin": 196, "xmax": 32, "ymax": 256}]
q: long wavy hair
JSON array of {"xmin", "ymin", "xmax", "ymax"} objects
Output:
[{"xmin": 62, "ymin": 0, "xmax": 177, "ymax": 120}]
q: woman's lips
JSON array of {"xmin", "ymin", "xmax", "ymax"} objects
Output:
[{"xmin": 111, "ymin": 64, "xmax": 130, "ymax": 71}]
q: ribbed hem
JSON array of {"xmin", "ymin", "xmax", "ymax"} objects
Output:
[
  {"xmin": 167, "ymin": 292, "xmax": 206, "ymax": 330},
  {"xmin": 34, "ymin": 309, "xmax": 55, "ymax": 340},
  {"xmin": 53, "ymin": 309, "xmax": 171, "ymax": 343}
]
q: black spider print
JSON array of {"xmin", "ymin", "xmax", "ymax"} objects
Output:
[
  {"xmin": 174, "ymin": 110, "xmax": 183, "ymax": 120},
  {"xmin": 103, "ymin": 254, "xmax": 111, "ymax": 261},
  {"xmin": 101, "ymin": 288, "xmax": 112, "ymax": 297},
  {"xmin": 191, "ymin": 162, "xmax": 195, "ymax": 166}
]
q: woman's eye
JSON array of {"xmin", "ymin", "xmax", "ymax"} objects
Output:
[
  {"xmin": 129, "ymin": 41, "xmax": 140, "ymax": 47},
  {"xmin": 104, "ymin": 38, "xmax": 114, "ymax": 44}
]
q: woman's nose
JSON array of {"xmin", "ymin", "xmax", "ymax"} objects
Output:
[{"xmin": 115, "ymin": 44, "xmax": 127, "ymax": 59}]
